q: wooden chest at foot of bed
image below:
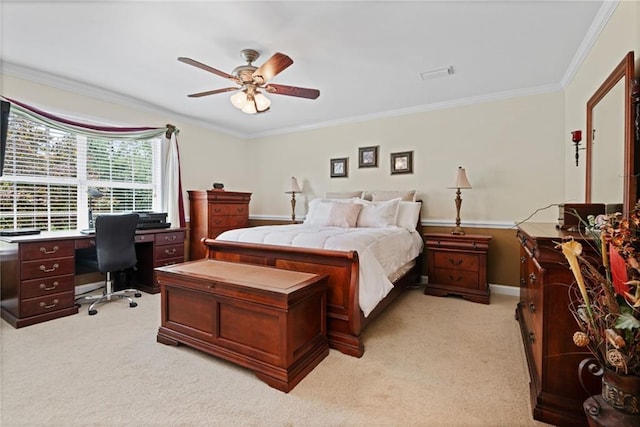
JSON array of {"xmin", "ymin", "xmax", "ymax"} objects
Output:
[{"xmin": 155, "ymin": 259, "xmax": 329, "ymax": 392}]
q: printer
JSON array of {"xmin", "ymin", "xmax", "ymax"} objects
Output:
[{"xmin": 133, "ymin": 211, "xmax": 171, "ymax": 229}]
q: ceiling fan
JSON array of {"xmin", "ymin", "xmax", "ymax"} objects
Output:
[{"xmin": 178, "ymin": 49, "xmax": 320, "ymax": 114}]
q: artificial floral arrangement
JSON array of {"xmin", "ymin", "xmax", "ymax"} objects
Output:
[{"xmin": 559, "ymin": 205, "xmax": 640, "ymax": 376}]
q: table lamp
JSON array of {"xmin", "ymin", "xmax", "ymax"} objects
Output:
[
  {"xmin": 88, "ymin": 188, "xmax": 104, "ymax": 228},
  {"xmin": 285, "ymin": 177, "xmax": 301, "ymax": 223},
  {"xmin": 447, "ymin": 167, "xmax": 472, "ymax": 235}
]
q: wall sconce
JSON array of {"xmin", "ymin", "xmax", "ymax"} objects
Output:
[
  {"xmin": 285, "ymin": 177, "xmax": 301, "ymax": 223},
  {"xmin": 87, "ymin": 188, "xmax": 104, "ymax": 228},
  {"xmin": 447, "ymin": 167, "xmax": 472, "ymax": 235},
  {"xmin": 571, "ymin": 130, "xmax": 583, "ymax": 167}
]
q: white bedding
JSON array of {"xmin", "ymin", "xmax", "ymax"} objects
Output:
[{"xmin": 216, "ymin": 224, "xmax": 424, "ymax": 317}]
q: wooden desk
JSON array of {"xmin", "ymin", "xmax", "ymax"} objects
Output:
[{"xmin": 0, "ymin": 227, "xmax": 186, "ymax": 328}]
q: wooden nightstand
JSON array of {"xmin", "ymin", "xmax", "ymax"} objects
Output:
[{"xmin": 423, "ymin": 233, "xmax": 492, "ymax": 304}]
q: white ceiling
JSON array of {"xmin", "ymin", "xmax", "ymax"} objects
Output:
[{"xmin": 1, "ymin": 1, "xmax": 610, "ymax": 139}]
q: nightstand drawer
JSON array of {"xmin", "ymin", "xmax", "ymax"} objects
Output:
[
  {"xmin": 432, "ymin": 251, "xmax": 478, "ymax": 272},
  {"xmin": 432, "ymin": 268, "xmax": 480, "ymax": 289}
]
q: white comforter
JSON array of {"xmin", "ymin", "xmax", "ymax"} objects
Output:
[{"xmin": 216, "ymin": 224, "xmax": 424, "ymax": 317}]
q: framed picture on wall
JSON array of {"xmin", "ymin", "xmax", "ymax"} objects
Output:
[
  {"xmin": 390, "ymin": 151, "xmax": 413, "ymax": 175},
  {"xmin": 358, "ymin": 146, "xmax": 379, "ymax": 168},
  {"xmin": 330, "ymin": 157, "xmax": 348, "ymax": 178}
]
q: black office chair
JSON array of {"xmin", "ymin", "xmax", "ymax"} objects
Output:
[{"xmin": 75, "ymin": 213, "xmax": 142, "ymax": 315}]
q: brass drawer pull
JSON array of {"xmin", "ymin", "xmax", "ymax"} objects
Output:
[
  {"xmin": 40, "ymin": 299, "xmax": 59, "ymax": 309},
  {"xmin": 472, "ymin": 242, "xmax": 477, "ymax": 249},
  {"xmin": 520, "ymin": 278, "xmax": 526, "ymax": 287},
  {"xmin": 165, "ymin": 235, "xmax": 177, "ymax": 242},
  {"xmin": 40, "ymin": 281, "xmax": 59, "ymax": 291},
  {"xmin": 40, "ymin": 246, "xmax": 59, "ymax": 254},
  {"xmin": 529, "ymin": 273, "xmax": 536, "ymax": 284},
  {"xmin": 164, "ymin": 248, "xmax": 177, "ymax": 255},
  {"xmin": 529, "ymin": 302, "xmax": 536, "ymax": 313},
  {"xmin": 39, "ymin": 263, "xmax": 59, "ymax": 273},
  {"xmin": 520, "ymin": 256, "xmax": 526, "ymax": 264},
  {"xmin": 528, "ymin": 332, "xmax": 535, "ymax": 343},
  {"xmin": 448, "ymin": 275, "xmax": 463, "ymax": 282},
  {"xmin": 448, "ymin": 258, "xmax": 463, "ymax": 266}
]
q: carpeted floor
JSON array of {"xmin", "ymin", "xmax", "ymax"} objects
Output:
[{"xmin": 0, "ymin": 287, "xmax": 549, "ymax": 426}]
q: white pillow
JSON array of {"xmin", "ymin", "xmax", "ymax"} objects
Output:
[
  {"xmin": 355, "ymin": 198, "xmax": 401, "ymax": 228},
  {"xmin": 396, "ymin": 201, "xmax": 422, "ymax": 231},
  {"xmin": 371, "ymin": 190, "xmax": 417, "ymax": 202},
  {"xmin": 324, "ymin": 191, "xmax": 364, "ymax": 199},
  {"xmin": 304, "ymin": 198, "xmax": 334, "ymax": 225},
  {"xmin": 325, "ymin": 202, "xmax": 362, "ymax": 228}
]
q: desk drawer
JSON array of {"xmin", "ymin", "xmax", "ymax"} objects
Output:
[
  {"xmin": 20, "ymin": 241, "xmax": 75, "ymax": 260},
  {"xmin": 135, "ymin": 233, "xmax": 155, "ymax": 244},
  {"xmin": 156, "ymin": 231, "xmax": 185, "ymax": 246},
  {"xmin": 21, "ymin": 257, "xmax": 75, "ymax": 280},
  {"xmin": 20, "ymin": 291, "xmax": 75, "ymax": 317},
  {"xmin": 155, "ymin": 243, "xmax": 184, "ymax": 261},
  {"xmin": 21, "ymin": 275, "xmax": 75, "ymax": 299}
]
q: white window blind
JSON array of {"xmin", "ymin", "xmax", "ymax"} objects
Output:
[{"xmin": 0, "ymin": 113, "xmax": 160, "ymax": 231}]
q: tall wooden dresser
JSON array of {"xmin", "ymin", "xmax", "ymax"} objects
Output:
[
  {"xmin": 516, "ymin": 223, "xmax": 600, "ymax": 426},
  {"xmin": 188, "ymin": 190, "xmax": 251, "ymax": 260}
]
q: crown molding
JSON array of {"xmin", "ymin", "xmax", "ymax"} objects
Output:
[
  {"xmin": 247, "ymin": 83, "xmax": 563, "ymax": 139},
  {"xmin": 1, "ymin": 61, "xmax": 245, "ymax": 138},
  {"xmin": 560, "ymin": 0, "xmax": 619, "ymax": 88}
]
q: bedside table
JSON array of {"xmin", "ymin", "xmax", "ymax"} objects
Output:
[{"xmin": 423, "ymin": 233, "xmax": 492, "ymax": 304}]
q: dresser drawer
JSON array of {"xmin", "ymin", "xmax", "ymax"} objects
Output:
[
  {"xmin": 20, "ymin": 291, "xmax": 75, "ymax": 317},
  {"xmin": 208, "ymin": 215, "xmax": 249, "ymax": 228},
  {"xmin": 21, "ymin": 257, "xmax": 75, "ymax": 280},
  {"xmin": 21, "ymin": 275, "xmax": 75, "ymax": 299},
  {"xmin": 432, "ymin": 268, "xmax": 480, "ymax": 289},
  {"xmin": 209, "ymin": 204, "xmax": 248, "ymax": 216},
  {"xmin": 20, "ymin": 240, "xmax": 75, "ymax": 260},
  {"xmin": 432, "ymin": 251, "xmax": 479, "ymax": 272},
  {"xmin": 155, "ymin": 243, "xmax": 185, "ymax": 261},
  {"xmin": 156, "ymin": 231, "xmax": 185, "ymax": 246}
]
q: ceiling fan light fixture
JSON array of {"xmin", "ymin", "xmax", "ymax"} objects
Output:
[
  {"xmin": 254, "ymin": 91, "xmax": 271, "ymax": 111},
  {"xmin": 230, "ymin": 91, "xmax": 247, "ymax": 109}
]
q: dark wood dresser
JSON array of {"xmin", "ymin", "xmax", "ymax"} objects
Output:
[
  {"xmin": 423, "ymin": 233, "xmax": 492, "ymax": 304},
  {"xmin": 188, "ymin": 190, "xmax": 251, "ymax": 260},
  {"xmin": 516, "ymin": 223, "xmax": 600, "ymax": 426}
]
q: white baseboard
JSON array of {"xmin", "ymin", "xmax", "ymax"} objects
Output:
[
  {"xmin": 489, "ymin": 283, "xmax": 519, "ymax": 296},
  {"xmin": 420, "ymin": 276, "xmax": 519, "ymax": 297}
]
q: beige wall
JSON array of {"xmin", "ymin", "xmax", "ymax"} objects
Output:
[
  {"xmin": 249, "ymin": 91, "xmax": 565, "ymax": 224},
  {"xmin": 564, "ymin": 0, "xmax": 640, "ymax": 204}
]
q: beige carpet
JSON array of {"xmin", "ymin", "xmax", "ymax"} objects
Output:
[{"xmin": 0, "ymin": 287, "xmax": 548, "ymax": 426}]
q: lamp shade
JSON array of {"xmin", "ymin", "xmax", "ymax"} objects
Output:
[
  {"xmin": 286, "ymin": 177, "xmax": 301, "ymax": 193},
  {"xmin": 448, "ymin": 166, "xmax": 472, "ymax": 189}
]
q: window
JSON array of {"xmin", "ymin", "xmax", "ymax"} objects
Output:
[{"xmin": 0, "ymin": 112, "xmax": 161, "ymax": 231}]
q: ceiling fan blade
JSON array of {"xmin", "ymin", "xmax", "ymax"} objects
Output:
[
  {"xmin": 178, "ymin": 57, "xmax": 238, "ymax": 82},
  {"xmin": 187, "ymin": 87, "xmax": 238, "ymax": 98},
  {"xmin": 264, "ymin": 84, "xmax": 320, "ymax": 99},
  {"xmin": 252, "ymin": 53, "xmax": 293, "ymax": 84}
]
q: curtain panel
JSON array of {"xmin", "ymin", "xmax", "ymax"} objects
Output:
[{"xmin": 1, "ymin": 96, "xmax": 185, "ymax": 227}]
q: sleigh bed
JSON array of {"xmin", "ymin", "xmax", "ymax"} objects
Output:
[{"xmin": 202, "ymin": 196, "xmax": 424, "ymax": 357}]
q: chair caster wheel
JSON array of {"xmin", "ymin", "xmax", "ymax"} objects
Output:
[
  {"xmin": 130, "ymin": 302, "xmax": 138, "ymax": 308},
  {"xmin": 89, "ymin": 309, "xmax": 98, "ymax": 315},
  {"xmin": 134, "ymin": 293, "xmax": 142, "ymax": 298}
]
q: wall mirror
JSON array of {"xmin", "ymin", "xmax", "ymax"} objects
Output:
[{"xmin": 585, "ymin": 51, "xmax": 635, "ymax": 214}]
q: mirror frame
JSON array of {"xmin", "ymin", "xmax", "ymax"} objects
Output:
[{"xmin": 585, "ymin": 51, "xmax": 635, "ymax": 214}]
